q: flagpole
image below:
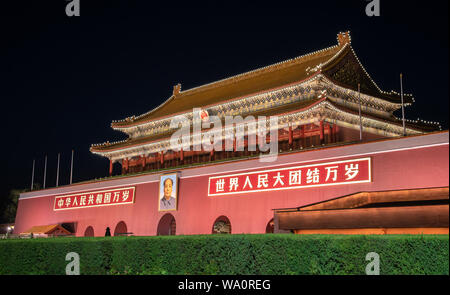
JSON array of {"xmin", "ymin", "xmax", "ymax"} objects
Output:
[
  {"xmin": 358, "ymin": 83, "xmax": 363, "ymax": 141},
  {"xmin": 43, "ymin": 155, "xmax": 47, "ymax": 189},
  {"xmin": 70, "ymin": 149, "xmax": 74, "ymax": 184},
  {"xmin": 400, "ymin": 73, "xmax": 406, "ymax": 136},
  {"xmin": 31, "ymin": 159, "xmax": 35, "ymax": 191},
  {"xmin": 56, "ymin": 153, "xmax": 60, "ymax": 187}
]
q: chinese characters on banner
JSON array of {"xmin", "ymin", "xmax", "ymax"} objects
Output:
[
  {"xmin": 208, "ymin": 158, "xmax": 371, "ymax": 196},
  {"xmin": 54, "ymin": 187, "xmax": 135, "ymax": 211}
]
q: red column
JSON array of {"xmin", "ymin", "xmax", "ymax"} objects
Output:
[
  {"xmin": 288, "ymin": 125, "xmax": 293, "ymax": 147},
  {"xmin": 325, "ymin": 123, "xmax": 330, "ymax": 144},
  {"xmin": 160, "ymin": 151, "xmax": 164, "ymax": 165},
  {"xmin": 180, "ymin": 148, "xmax": 184, "ymax": 163},
  {"xmin": 300, "ymin": 125, "xmax": 305, "ymax": 148},
  {"xmin": 222, "ymin": 138, "xmax": 226, "ymax": 158},
  {"xmin": 330, "ymin": 124, "xmax": 334, "ymax": 143},
  {"xmin": 142, "ymin": 155, "xmax": 146, "ymax": 168},
  {"xmin": 255, "ymin": 134, "xmax": 259, "ymax": 153},
  {"xmin": 210, "ymin": 147, "xmax": 214, "ymax": 161},
  {"xmin": 109, "ymin": 160, "xmax": 113, "ymax": 176},
  {"xmin": 333, "ymin": 124, "xmax": 339, "ymax": 143},
  {"xmin": 123, "ymin": 158, "xmax": 129, "ymax": 174},
  {"xmin": 233, "ymin": 124, "xmax": 236, "ymax": 155},
  {"xmin": 319, "ymin": 121, "xmax": 324, "ymax": 144},
  {"xmin": 154, "ymin": 152, "xmax": 159, "ymax": 169}
]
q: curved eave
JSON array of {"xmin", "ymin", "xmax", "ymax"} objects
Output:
[
  {"xmin": 110, "ymin": 94, "xmax": 176, "ymax": 130},
  {"xmin": 321, "ymin": 45, "xmax": 415, "ymax": 105},
  {"xmin": 328, "ymin": 100, "xmax": 439, "ymax": 132}
]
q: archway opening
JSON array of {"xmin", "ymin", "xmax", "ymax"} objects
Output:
[
  {"xmin": 157, "ymin": 213, "xmax": 176, "ymax": 236},
  {"xmin": 114, "ymin": 221, "xmax": 128, "ymax": 236},
  {"xmin": 265, "ymin": 219, "xmax": 274, "ymax": 233},
  {"xmin": 84, "ymin": 226, "xmax": 94, "ymax": 237},
  {"xmin": 212, "ymin": 216, "xmax": 231, "ymax": 234}
]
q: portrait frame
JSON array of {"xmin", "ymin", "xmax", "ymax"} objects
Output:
[{"xmin": 158, "ymin": 172, "xmax": 179, "ymax": 211}]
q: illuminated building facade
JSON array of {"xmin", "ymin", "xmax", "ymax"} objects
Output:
[{"xmin": 14, "ymin": 32, "xmax": 448, "ymax": 237}]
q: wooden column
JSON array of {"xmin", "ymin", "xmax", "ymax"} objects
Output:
[
  {"xmin": 300, "ymin": 125, "xmax": 305, "ymax": 148},
  {"xmin": 155, "ymin": 153, "xmax": 158, "ymax": 168},
  {"xmin": 123, "ymin": 158, "xmax": 129, "ymax": 174},
  {"xmin": 222, "ymin": 138, "xmax": 226, "ymax": 158},
  {"xmin": 324, "ymin": 123, "xmax": 331, "ymax": 144},
  {"xmin": 288, "ymin": 125, "xmax": 293, "ymax": 148},
  {"xmin": 255, "ymin": 134, "xmax": 259, "ymax": 153},
  {"xmin": 160, "ymin": 151, "xmax": 164, "ymax": 166},
  {"xmin": 142, "ymin": 155, "xmax": 146, "ymax": 169},
  {"xmin": 333, "ymin": 124, "xmax": 339, "ymax": 143},
  {"xmin": 319, "ymin": 121, "xmax": 324, "ymax": 144},
  {"xmin": 329, "ymin": 124, "xmax": 333, "ymax": 143},
  {"xmin": 233, "ymin": 124, "xmax": 237, "ymax": 157},
  {"xmin": 152, "ymin": 153, "xmax": 157, "ymax": 169},
  {"xmin": 109, "ymin": 159, "xmax": 113, "ymax": 176},
  {"xmin": 330, "ymin": 124, "xmax": 334, "ymax": 143},
  {"xmin": 180, "ymin": 148, "xmax": 184, "ymax": 164}
]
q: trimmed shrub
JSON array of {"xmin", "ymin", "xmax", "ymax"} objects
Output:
[{"xmin": 0, "ymin": 234, "xmax": 447, "ymax": 275}]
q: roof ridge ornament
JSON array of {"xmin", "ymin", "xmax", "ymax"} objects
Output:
[
  {"xmin": 306, "ymin": 63, "xmax": 323, "ymax": 75},
  {"xmin": 125, "ymin": 115, "xmax": 135, "ymax": 122},
  {"xmin": 337, "ymin": 31, "xmax": 351, "ymax": 46},
  {"xmin": 173, "ymin": 83, "xmax": 182, "ymax": 97}
]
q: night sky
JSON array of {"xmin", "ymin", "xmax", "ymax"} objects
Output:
[{"xmin": 0, "ymin": 0, "xmax": 448, "ymax": 203}]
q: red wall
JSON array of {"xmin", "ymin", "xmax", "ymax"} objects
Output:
[
  {"xmin": 14, "ymin": 133, "xmax": 449, "ymax": 237},
  {"xmin": 338, "ymin": 125, "xmax": 386, "ymax": 142}
]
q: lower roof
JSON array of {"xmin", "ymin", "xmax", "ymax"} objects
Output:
[
  {"xmin": 91, "ymin": 97, "xmax": 439, "ymax": 155},
  {"xmin": 21, "ymin": 224, "xmax": 72, "ymax": 235}
]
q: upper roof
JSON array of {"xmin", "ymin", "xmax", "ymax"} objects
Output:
[{"xmin": 111, "ymin": 32, "xmax": 410, "ymax": 129}]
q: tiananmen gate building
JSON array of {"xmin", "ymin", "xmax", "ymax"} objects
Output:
[{"xmin": 14, "ymin": 32, "xmax": 449, "ymax": 237}]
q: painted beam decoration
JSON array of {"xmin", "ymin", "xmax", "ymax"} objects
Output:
[
  {"xmin": 208, "ymin": 158, "xmax": 371, "ymax": 196},
  {"xmin": 54, "ymin": 187, "xmax": 135, "ymax": 211}
]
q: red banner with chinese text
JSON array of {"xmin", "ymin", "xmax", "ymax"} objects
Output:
[
  {"xmin": 208, "ymin": 158, "xmax": 371, "ymax": 196},
  {"xmin": 53, "ymin": 187, "xmax": 135, "ymax": 211}
]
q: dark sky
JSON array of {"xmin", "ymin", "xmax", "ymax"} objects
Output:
[{"xmin": 0, "ymin": 0, "xmax": 448, "ymax": 201}]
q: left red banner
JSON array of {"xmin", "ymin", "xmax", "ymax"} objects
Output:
[{"xmin": 53, "ymin": 186, "xmax": 135, "ymax": 211}]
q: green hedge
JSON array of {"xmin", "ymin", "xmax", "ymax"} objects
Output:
[{"xmin": 0, "ymin": 234, "xmax": 448, "ymax": 275}]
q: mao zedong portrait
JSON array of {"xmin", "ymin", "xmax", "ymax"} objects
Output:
[{"xmin": 160, "ymin": 176, "xmax": 177, "ymax": 210}]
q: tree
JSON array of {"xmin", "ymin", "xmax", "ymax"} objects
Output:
[{"xmin": 0, "ymin": 184, "xmax": 41, "ymax": 223}]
